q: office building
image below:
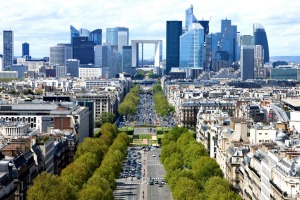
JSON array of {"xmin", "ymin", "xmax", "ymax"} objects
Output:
[
  {"xmin": 79, "ymin": 28, "xmax": 90, "ymax": 37},
  {"xmin": 122, "ymin": 46, "xmax": 132, "ymax": 75},
  {"xmin": 180, "ymin": 23, "xmax": 204, "ymax": 69},
  {"xmin": 79, "ymin": 64, "xmax": 101, "ymax": 78},
  {"xmin": 220, "ymin": 19, "xmax": 238, "ymax": 63},
  {"xmin": 253, "ymin": 23, "xmax": 269, "ymax": 63},
  {"xmin": 3, "ymin": 30, "xmax": 14, "ymax": 68},
  {"xmin": 240, "ymin": 35, "xmax": 253, "ymax": 46},
  {"xmin": 94, "ymin": 45, "xmax": 103, "ymax": 68},
  {"xmin": 185, "ymin": 5, "xmax": 197, "ymax": 31},
  {"xmin": 241, "ymin": 45, "xmax": 254, "ymax": 80},
  {"xmin": 66, "ymin": 59, "xmax": 79, "ymax": 77},
  {"xmin": 70, "ymin": 25, "xmax": 79, "ymax": 44},
  {"xmin": 49, "ymin": 44, "xmax": 72, "ymax": 66},
  {"xmin": 205, "ymin": 33, "xmax": 218, "ymax": 71},
  {"xmin": 90, "ymin": 29, "xmax": 102, "ymax": 45},
  {"xmin": 10, "ymin": 65, "xmax": 28, "ymax": 78},
  {"xmin": 72, "ymin": 37, "xmax": 95, "ymax": 64},
  {"xmin": 166, "ymin": 21, "xmax": 182, "ymax": 74},
  {"xmin": 106, "ymin": 27, "xmax": 129, "ymax": 47},
  {"xmin": 270, "ymin": 66, "xmax": 300, "ymax": 81},
  {"xmin": 56, "ymin": 65, "xmax": 66, "ymax": 78},
  {"xmin": 117, "ymin": 31, "xmax": 129, "ymax": 52},
  {"xmin": 22, "ymin": 42, "xmax": 29, "ymax": 57}
]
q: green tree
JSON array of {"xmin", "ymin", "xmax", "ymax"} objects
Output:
[
  {"xmin": 163, "ymin": 152, "xmax": 184, "ymax": 172},
  {"xmin": 160, "ymin": 141, "xmax": 179, "ymax": 163},
  {"xmin": 75, "ymin": 138, "xmax": 108, "ymax": 161},
  {"xmin": 96, "ymin": 112, "xmax": 116, "ymax": 128},
  {"xmin": 183, "ymin": 142, "xmax": 208, "ymax": 168},
  {"xmin": 27, "ymin": 172, "xmax": 76, "ymax": 200},
  {"xmin": 192, "ymin": 156, "xmax": 223, "ymax": 186},
  {"xmin": 173, "ymin": 177, "xmax": 203, "ymax": 200},
  {"xmin": 78, "ymin": 185, "xmax": 113, "ymax": 200}
]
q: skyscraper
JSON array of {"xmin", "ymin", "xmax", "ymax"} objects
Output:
[
  {"xmin": 70, "ymin": 25, "xmax": 80, "ymax": 44},
  {"xmin": 90, "ymin": 29, "xmax": 102, "ymax": 45},
  {"xmin": 220, "ymin": 19, "xmax": 238, "ymax": 63},
  {"xmin": 166, "ymin": 21, "xmax": 182, "ymax": 74},
  {"xmin": 253, "ymin": 23, "xmax": 269, "ymax": 63},
  {"xmin": 22, "ymin": 42, "xmax": 29, "ymax": 57},
  {"xmin": 180, "ymin": 23, "xmax": 204, "ymax": 69},
  {"xmin": 106, "ymin": 27, "xmax": 129, "ymax": 47},
  {"xmin": 122, "ymin": 46, "xmax": 132, "ymax": 75},
  {"xmin": 185, "ymin": 5, "xmax": 197, "ymax": 31},
  {"xmin": 49, "ymin": 44, "xmax": 72, "ymax": 66},
  {"xmin": 3, "ymin": 30, "xmax": 13, "ymax": 68},
  {"xmin": 66, "ymin": 59, "xmax": 80, "ymax": 77},
  {"xmin": 241, "ymin": 45, "xmax": 254, "ymax": 80},
  {"xmin": 79, "ymin": 28, "xmax": 90, "ymax": 37},
  {"xmin": 72, "ymin": 37, "xmax": 95, "ymax": 64}
]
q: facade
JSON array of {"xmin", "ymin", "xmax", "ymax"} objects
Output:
[
  {"xmin": 90, "ymin": 29, "xmax": 102, "ymax": 45},
  {"xmin": 205, "ymin": 33, "xmax": 218, "ymax": 71},
  {"xmin": 3, "ymin": 30, "xmax": 14, "ymax": 69},
  {"xmin": 185, "ymin": 5, "xmax": 197, "ymax": 31},
  {"xmin": 179, "ymin": 23, "xmax": 204, "ymax": 69},
  {"xmin": 72, "ymin": 37, "xmax": 95, "ymax": 64},
  {"xmin": 166, "ymin": 21, "xmax": 182, "ymax": 75},
  {"xmin": 49, "ymin": 44, "xmax": 72, "ymax": 67},
  {"xmin": 79, "ymin": 64, "xmax": 101, "ymax": 78},
  {"xmin": 122, "ymin": 46, "xmax": 132, "ymax": 75},
  {"xmin": 66, "ymin": 59, "xmax": 79, "ymax": 77},
  {"xmin": 56, "ymin": 65, "xmax": 66, "ymax": 78},
  {"xmin": 117, "ymin": 31, "xmax": 129, "ymax": 52},
  {"xmin": 241, "ymin": 45, "xmax": 254, "ymax": 80},
  {"xmin": 253, "ymin": 23, "xmax": 269, "ymax": 63},
  {"xmin": 94, "ymin": 45, "xmax": 103, "ymax": 68},
  {"xmin": 220, "ymin": 19, "xmax": 238, "ymax": 63},
  {"xmin": 270, "ymin": 66, "xmax": 300, "ymax": 81},
  {"xmin": 79, "ymin": 28, "xmax": 90, "ymax": 37},
  {"xmin": 106, "ymin": 27, "xmax": 129, "ymax": 47},
  {"xmin": 22, "ymin": 42, "xmax": 30, "ymax": 57},
  {"xmin": 0, "ymin": 71, "xmax": 17, "ymax": 78},
  {"xmin": 10, "ymin": 65, "xmax": 28, "ymax": 78},
  {"xmin": 70, "ymin": 25, "xmax": 79, "ymax": 44},
  {"xmin": 240, "ymin": 35, "xmax": 253, "ymax": 46}
]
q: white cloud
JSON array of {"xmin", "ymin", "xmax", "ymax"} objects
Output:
[{"xmin": 0, "ymin": 0, "xmax": 299, "ymax": 57}]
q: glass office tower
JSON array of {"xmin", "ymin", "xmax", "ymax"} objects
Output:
[
  {"xmin": 72, "ymin": 37, "xmax": 95, "ymax": 64},
  {"xmin": 70, "ymin": 25, "xmax": 80, "ymax": 44},
  {"xmin": 166, "ymin": 21, "xmax": 182, "ymax": 74},
  {"xmin": 122, "ymin": 46, "xmax": 132, "ymax": 75},
  {"xmin": 220, "ymin": 19, "xmax": 238, "ymax": 63},
  {"xmin": 180, "ymin": 23, "xmax": 204, "ymax": 69},
  {"xmin": 49, "ymin": 44, "xmax": 72, "ymax": 66},
  {"xmin": 253, "ymin": 23, "xmax": 269, "ymax": 63},
  {"xmin": 22, "ymin": 42, "xmax": 29, "ymax": 57},
  {"xmin": 90, "ymin": 29, "xmax": 102, "ymax": 45},
  {"xmin": 106, "ymin": 27, "xmax": 129, "ymax": 47},
  {"xmin": 3, "ymin": 30, "xmax": 13, "ymax": 68},
  {"xmin": 241, "ymin": 45, "xmax": 254, "ymax": 80}
]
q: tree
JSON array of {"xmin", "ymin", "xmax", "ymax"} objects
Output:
[
  {"xmin": 183, "ymin": 142, "xmax": 208, "ymax": 168},
  {"xmin": 163, "ymin": 152, "xmax": 184, "ymax": 172},
  {"xmin": 78, "ymin": 185, "xmax": 113, "ymax": 200},
  {"xmin": 27, "ymin": 172, "xmax": 76, "ymax": 200},
  {"xmin": 192, "ymin": 156, "xmax": 223, "ymax": 186},
  {"xmin": 173, "ymin": 177, "xmax": 202, "ymax": 200},
  {"xmin": 96, "ymin": 112, "xmax": 116, "ymax": 128},
  {"xmin": 75, "ymin": 138, "xmax": 108, "ymax": 161}
]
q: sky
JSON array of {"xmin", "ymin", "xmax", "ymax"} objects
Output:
[{"xmin": 1, "ymin": 0, "xmax": 300, "ymax": 58}]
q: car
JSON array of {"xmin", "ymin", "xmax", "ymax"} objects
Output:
[
  {"xmin": 154, "ymin": 180, "xmax": 159, "ymax": 184},
  {"xmin": 149, "ymin": 180, "xmax": 154, "ymax": 185},
  {"xmin": 152, "ymin": 154, "xmax": 156, "ymax": 157},
  {"xmin": 159, "ymin": 182, "xmax": 163, "ymax": 187}
]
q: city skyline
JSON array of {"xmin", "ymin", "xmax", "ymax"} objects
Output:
[{"xmin": 0, "ymin": 0, "xmax": 299, "ymax": 58}]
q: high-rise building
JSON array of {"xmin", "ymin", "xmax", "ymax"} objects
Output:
[
  {"xmin": 70, "ymin": 25, "xmax": 79, "ymax": 44},
  {"xmin": 205, "ymin": 33, "xmax": 218, "ymax": 71},
  {"xmin": 3, "ymin": 30, "xmax": 14, "ymax": 68},
  {"xmin": 90, "ymin": 29, "xmax": 102, "ymax": 45},
  {"xmin": 166, "ymin": 21, "xmax": 182, "ymax": 74},
  {"xmin": 79, "ymin": 28, "xmax": 90, "ymax": 37},
  {"xmin": 180, "ymin": 23, "xmax": 204, "ymax": 69},
  {"xmin": 122, "ymin": 46, "xmax": 132, "ymax": 75},
  {"xmin": 94, "ymin": 45, "xmax": 103, "ymax": 68},
  {"xmin": 56, "ymin": 65, "xmax": 66, "ymax": 78},
  {"xmin": 72, "ymin": 37, "xmax": 95, "ymax": 64},
  {"xmin": 49, "ymin": 44, "xmax": 72, "ymax": 66},
  {"xmin": 106, "ymin": 27, "xmax": 129, "ymax": 48},
  {"xmin": 185, "ymin": 5, "xmax": 197, "ymax": 31},
  {"xmin": 240, "ymin": 35, "xmax": 253, "ymax": 46},
  {"xmin": 22, "ymin": 42, "xmax": 29, "ymax": 57},
  {"xmin": 241, "ymin": 45, "xmax": 254, "ymax": 80},
  {"xmin": 66, "ymin": 59, "xmax": 79, "ymax": 77},
  {"xmin": 253, "ymin": 23, "xmax": 269, "ymax": 63},
  {"xmin": 220, "ymin": 19, "xmax": 238, "ymax": 63},
  {"xmin": 117, "ymin": 31, "xmax": 128, "ymax": 52}
]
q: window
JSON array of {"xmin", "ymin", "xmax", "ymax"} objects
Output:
[
  {"xmin": 259, "ymin": 133, "xmax": 262, "ymax": 135},
  {"xmin": 265, "ymin": 133, "xmax": 268, "ymax": 135}
]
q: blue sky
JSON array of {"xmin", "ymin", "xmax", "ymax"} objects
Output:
[{"xmin": 0, "ymin": 0, "xmax": 299, "ymax": 58}]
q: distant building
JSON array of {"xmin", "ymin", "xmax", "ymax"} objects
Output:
[
  {"xmin": 79, "ymin": 64, "xmax": 101, "ymax": 78},
  {"xmin": 56, "ymin": 65, "xmax": 66, "ymax": 78},
  {"xmin": 166, "ymin": 21, "xmax": 182, "ymax": 75},
  {"xmin": 240, "ymin": 35, "xmax": 253, "ymax": 46},
  {"xmin": 70, "ymin": 25, "xmax": 79, "ymax": 44},
  {"xmin": 49, "ymin": 44, "xmax": 72, "ymax": 67},
  {"xmin": 22, "ymin": 42, "xmax": 30, "ymax": 57},
  {"xmin": 3, "ymin": 30, "xmax": 14, "ymax": 69},
  {"xmin": 72, "ymin": 37, "xmax": 95, "ymax": 64},
  {"xmin": 106, "ymin": 27, "xmax": 129, "ymax": 48},
  {"xmin": 0, "ymin": 71, "xmax": 17, "ymax": 78},
  {"xmin": 241, "ymin": 45, "xmax": 254, "ymax": 80},
  {"xmin": 10, "ymin": 64, "xmax": 28, "ymax": 78},
  {"xmin": 271, "ymin": 66, "xmax": 300, "ymax": 81},
  {"xmin": 66, "ymin": 59, "xmax": 79, "ymax": 77},
  {"xmin": 90, "ymin": 29, "xmax": 102, "ymax": 45},
  {"xmin": 122, "ymin": 46, "xmax": 132, "ymax": 75},
  {"xmin": 253, "ymin": 23, "xmax": 269, "ymax": 63},
  {"xmin": 220, "ymin": 19, "xmax": 238, "ymax": 62}
]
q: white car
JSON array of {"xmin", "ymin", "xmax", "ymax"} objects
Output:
[{"xmin": 152, "ymin": 154, "xmax": 156, "ymax": 157}]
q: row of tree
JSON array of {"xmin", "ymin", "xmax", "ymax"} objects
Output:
[
  {"xmin": 161, "ymin": 126, "xmax": 242, "ymax": 200},
  {"xmin": 27, "ymin": 123, "xmax": 120, "ymax": 200},
  {"xmin": 118, "ymin": 85, "xmax": 140, "ymax": 118},
  {"xmin": 152, "ymin": 84, "xmax": 174, "ymax": 117},
  {"xmin": 77, "ymin": 132, "xmax": 130, "ymax": 199}
]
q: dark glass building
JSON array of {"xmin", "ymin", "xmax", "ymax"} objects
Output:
[
  {"xmin": 90, "ymin": 29, "xmax": 102, "ymax": 45},
  {"xmin": 122, "ymin": 46, "xmax": 132, "ymax": 75},
  {"xmin": 22, "ymin": 42, "xmax": 29, "ymax": 56},
  {"xmin": 241, "ymin": 45, "xmax": 254, "ymax": 80},
  {"xmin": 253, "ymin": 23, "xmax": 269, "ymax": 63},
  {"xmin": 3, "ymin": 30, "xmax": 13, "ymax": 68},
  {"xmin": 72, "ymin": 37, "xmax": 95, "ymax": 64},
  {"xmin": 166, "ymin": 21, "xmax": 182, "ymax": 74}
]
